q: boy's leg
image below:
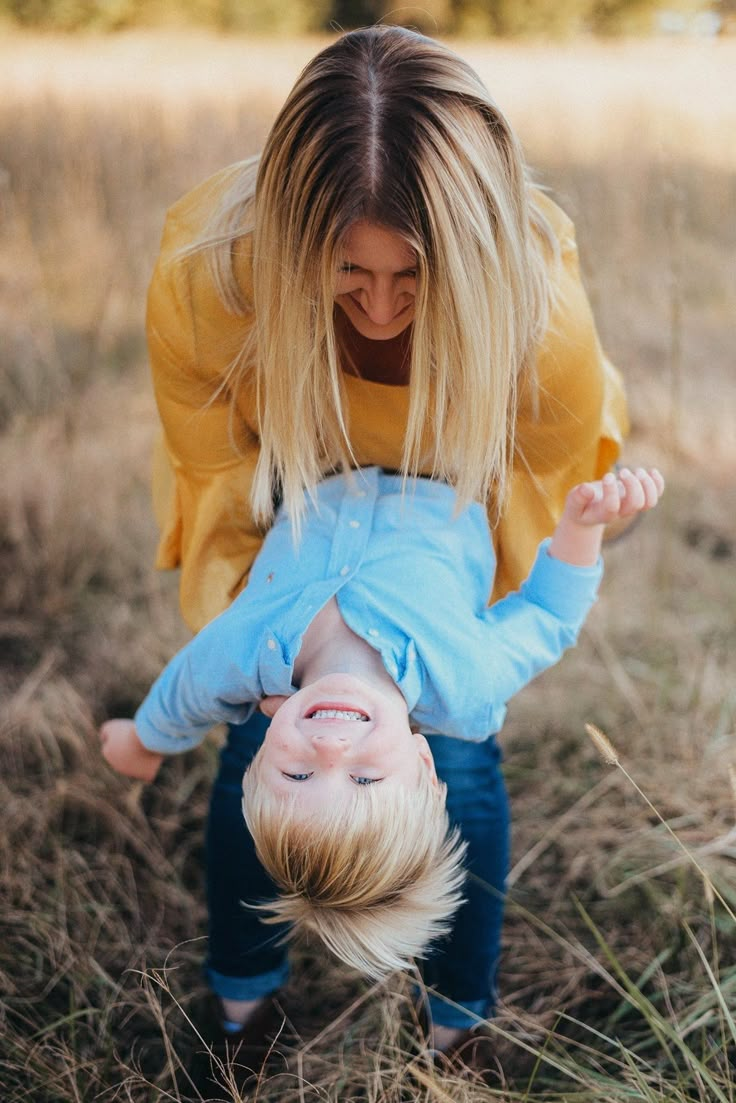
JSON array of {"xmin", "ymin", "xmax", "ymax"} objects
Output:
[
  {"xmin": 205, "ymin": 712, "xmax": 290, "ymax": 1004},
  {"xmin": 206, "ymin": 720, "xmax": 507, "ymax": 1028},
  {"xmin": 420, "ymin": 734, "xmax": 510, "ymax": 1031}
]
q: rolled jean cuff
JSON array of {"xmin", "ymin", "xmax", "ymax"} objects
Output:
[
  {"xmin": 427, "ymin": 993, "xmax": 490, "ymax": 1030},
  {"xmin": 206, "ymin": 961, "xmax": 290, "ymax": 1001}
]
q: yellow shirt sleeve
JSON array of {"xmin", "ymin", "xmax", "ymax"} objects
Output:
[
  {"xmin": 491, "ymin": 191, "xmax": 628, "ymax": 600},
  {"xmin": 146, "ymin": 167, "xmax": 265, "ymax": 632}
]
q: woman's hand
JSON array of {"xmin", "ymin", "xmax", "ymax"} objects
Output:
[{"xmin": 99, "ymin": 719, "xmax": 164, "ymax": 782}]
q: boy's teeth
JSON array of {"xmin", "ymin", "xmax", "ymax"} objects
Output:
[{"xmin": 310, "ymin": 708, "xmax": 367, "ymax": 721}]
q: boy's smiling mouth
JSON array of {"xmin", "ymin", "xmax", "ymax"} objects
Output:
[{"xmin": 306, "ymin": 705, "xmax": 370, "ymax": 721}]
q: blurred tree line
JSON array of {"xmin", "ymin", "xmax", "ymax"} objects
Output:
[{"xmin": 0, "ymin": 0, "xmax": 712, "ymax": 34}]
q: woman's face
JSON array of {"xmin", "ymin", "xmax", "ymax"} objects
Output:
[{"xmin": 335, "ymin": 221, "xmax": 417, "ymax": 341}]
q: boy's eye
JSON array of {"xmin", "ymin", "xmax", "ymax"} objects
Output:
[
  {"xmin": 352, "ymin": 776, "xmax": 382, "ymax": 786},
  {"xmin": 283, "ymin": 772, "xmax": 313, "ymax": 782}
]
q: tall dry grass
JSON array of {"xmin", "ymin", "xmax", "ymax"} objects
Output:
[{"xmin": 1, "ymin": 30, "xmax": 734, "ymax": 1102}]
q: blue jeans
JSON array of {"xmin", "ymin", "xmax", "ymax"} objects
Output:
[{"xmin": 205, "ymin": 713, "xmax": 510, "ymax": 1029}]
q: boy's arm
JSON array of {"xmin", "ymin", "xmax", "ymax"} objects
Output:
[
  {"xmin": 476, "ymin": 468, "xmax": 664, "ymax": 721},
  {"xmin": 99, "ymin": 594, "xmax": 265, "ymax": 776},
  {"xmin": 548, "ymin": 467, "xmax": 664, "ymax": 566},
  {"xmin": 99, "ymin": 719, "xmax": 165, "ymax": 782}
]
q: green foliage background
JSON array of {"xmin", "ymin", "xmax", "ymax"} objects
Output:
[{"xmin": 0, "ymin": 0, "xmax": 705, "ymax": 35}]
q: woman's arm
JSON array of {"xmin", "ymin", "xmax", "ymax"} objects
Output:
[
  {"xmin": 492, "ymin": 192, "xmax": 629, "ymax": 601},
  {"xmin": 147, "ymin": 167, "xmax": 265, "ymax": 632}
]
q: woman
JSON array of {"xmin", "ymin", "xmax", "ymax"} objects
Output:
[{"xmin": 145, "ymin": 26, "xmax": 628, "ymax": 1060}]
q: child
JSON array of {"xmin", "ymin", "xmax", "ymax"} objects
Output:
[{"xmin": 101, "ymin": 465, "xmax": 663, "ymax": 979}]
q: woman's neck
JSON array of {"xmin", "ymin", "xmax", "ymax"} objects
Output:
[{"xmin": 335, "ymin": 307, "xmax": 412, "ymax": 386}]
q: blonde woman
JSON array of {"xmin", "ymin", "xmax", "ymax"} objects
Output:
[{"xmin": 142, "ymin": 26, "xmax": 628, "ymax": 1067}]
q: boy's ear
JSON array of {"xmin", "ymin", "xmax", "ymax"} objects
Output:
[
  {"xmin": 259, "ymin": 695, "xmax": 289, "ymax": 718},
  {"xmin": 415, "ymin": 732, "xmax": 439, "ymax": 787}
]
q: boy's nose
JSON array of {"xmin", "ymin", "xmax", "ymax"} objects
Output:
[{"xmin": 311, "ymin": 731, "xmax": 350, "ymax": 754}]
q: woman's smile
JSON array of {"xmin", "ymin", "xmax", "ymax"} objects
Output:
[{"xmin": 335, "ymin": 221, "xmax": 417, "ymax": 340}]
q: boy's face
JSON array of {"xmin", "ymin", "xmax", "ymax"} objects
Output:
[{"xmin": 256, "ymin": 674, "xmax": 436, "ymax": 814}]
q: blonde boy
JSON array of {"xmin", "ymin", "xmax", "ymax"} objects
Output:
[{"xmin": 101, "ymin": 465, "xmax": 663, "ymax": 977}]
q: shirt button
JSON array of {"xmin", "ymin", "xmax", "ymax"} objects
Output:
[
  {"xmin": 355, "ymin": 491, "xmax": 366, "ymax": 498},
  {"xmin": 349, "ymin": 520, "xmax": 360, "ymax": 529},
  {"xmin": 340, "ymin": 566, "xmax": 350, "ymax": 577},
  {"xmin": 267, "ymin": 639, "xmax": 277, "ymax": 651},
  {"xmin": 368, "ymin": 629, "xmax": 379, "ymax": 638}
]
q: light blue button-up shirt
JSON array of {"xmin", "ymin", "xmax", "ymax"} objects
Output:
[{"xmin": 135, "ymin": 468, "xmax": 602, "ymax": 751}]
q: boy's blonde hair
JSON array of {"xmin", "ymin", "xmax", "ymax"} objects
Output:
[
  {"xmin": 241, "ymin": 748, "xmax": 467, "ymax": 979},
  {"xmin": 189, "ymin": 25, "xmax": 558, "ymax": 533}
]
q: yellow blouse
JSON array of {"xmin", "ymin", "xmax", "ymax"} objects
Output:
[{"xmin": 146, "ymin": 164, "xmax": 629, "ymax": 633}]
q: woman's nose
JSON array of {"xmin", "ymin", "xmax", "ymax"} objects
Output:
[{"xmin": 360, "ymin": 282, "xmax": 400, "ymax": 325}]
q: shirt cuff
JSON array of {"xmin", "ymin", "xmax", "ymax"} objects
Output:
[
  {"xmin": 134, "ymin": 699, "xmax": 257, "ymax": 755},
  {"xmin": 522, "ymin": 538, "xmax": 603, "ymax": 625}
]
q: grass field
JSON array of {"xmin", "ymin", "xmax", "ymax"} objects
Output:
[{"xmin": 1, "ymin": 30, "xmax": 735, "ymax": 1103}]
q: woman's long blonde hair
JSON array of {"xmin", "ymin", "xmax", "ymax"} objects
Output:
[{"xmin": 199, "ymin": 26, "xmax": 557, "ymax": 528}]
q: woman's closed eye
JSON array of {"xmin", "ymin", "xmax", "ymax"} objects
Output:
[{"xmin": 337, "ymin": 264, "xmax": 417, "ymax": 278}]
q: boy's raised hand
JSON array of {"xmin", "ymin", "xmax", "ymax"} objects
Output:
[
  {"xmin": 565, "ymin": 467, "xmax": 664, "ymax": 527},
  {"xmin": 550, "ymin": 467, "xmax": 664, "ymax": 567},
  {"xmin": 99, "ymin": 719, "xmax": 164, "ymax": 782}
]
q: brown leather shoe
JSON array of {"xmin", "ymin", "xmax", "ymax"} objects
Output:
[{"xmin": 186, "ymin": 994, "xmax": 289, "ymax": 1098}]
